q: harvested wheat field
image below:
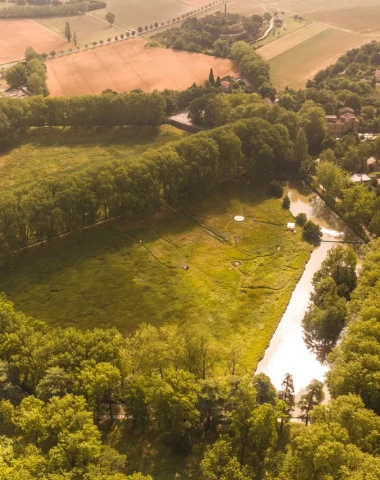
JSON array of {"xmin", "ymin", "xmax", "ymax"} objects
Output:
[
  {"xmin": 257, "ymin": 22, "xmax": 328, "ymax": 60},
  {"xmin": 46, "ymin": 38, "xmax": 238, "ymax": 96},
  {"xmin": 0, "ymin": 19, "xmax": 70, "ymax": 64}
]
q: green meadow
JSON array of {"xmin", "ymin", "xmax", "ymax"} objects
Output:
[
  {"xmin": 0, "ymin": 125, "xmax": 186, "ymax": 191},
  {"xmin": 0, "ymin": 180, "xmax": 311, "ymax": 367}
]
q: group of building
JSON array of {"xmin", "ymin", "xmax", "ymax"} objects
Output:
[{"xmin": 325, "ymin": 107, "xmax": 359, "ymax": 136}]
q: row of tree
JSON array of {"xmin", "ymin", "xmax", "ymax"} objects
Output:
[
  {"xmin": 0, "ymin": 92, "xmax": 166, "ymax": 147},
  {"xmin": 0, "ymin": 117, "xmax": 298, "ymax": 263},
  {"xmin": 0, "ymin": 1, "xmax": 91, "ymax": 17}
]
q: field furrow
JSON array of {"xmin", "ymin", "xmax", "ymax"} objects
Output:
[{"xmin": 257, "ymin": 22, "xmax": 328, "ymax": 60}]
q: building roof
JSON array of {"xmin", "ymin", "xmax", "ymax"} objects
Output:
[
  {"xmin": 367, "ymin": 156, "xmax": 377, "ymax": 166},
  {"xmin": 339, "ymin": 107, "xmax": 355, "ymax": 115},
  {"xmin": 220, "ymin": 80, "xmax": 230, "ymax": 88},
  {"xmin": 287, "ymin": 222, "xmax": 295, "ymax": 229},
  {"xmin": 350, "ymin": 173, "xmax": 372, "ymax": 183},
  {"xmin": 274, "ymin": 12, "xmax": 285, "ymax": 22}
]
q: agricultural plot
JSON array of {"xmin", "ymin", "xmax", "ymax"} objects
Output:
[
  {"xmin": 90, "ymin": 0, "xmax": 193, "ymax": 32},
  {"xmin": 257, "ymin": 22, "xmax": 328, "ymax": 60},
  {"xmin": 0, "ymin": 125, "xmax": 186, "ymax": 192},
  {"xmin": 0, "ymin": 18, "xmax": 70, "ymax": 64},
  {"xmin": 0, "ymin": 180, "xmax": 311, "ymax": 366},
  {"xmin": 268, "ymin": 28, "xmax": 366, "ymax": 89},
  {"xmin": 224, "ymin": 0, "xmax": 265, "ymax": 16},
  {"xmin": 36, "ymin": 14, "xmax": 121, "ymax": 46},
  {"xmin": 263, "ymin": 0, "xmax": 380, "ymax": 35},
  {"xmin": 46, "ymin": 37, "xmax": 237, "ymax": 96}
]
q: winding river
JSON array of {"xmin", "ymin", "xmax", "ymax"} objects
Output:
[{"xmin": 256, "ymin": 181, "xmax": 362, "ymax": 397}]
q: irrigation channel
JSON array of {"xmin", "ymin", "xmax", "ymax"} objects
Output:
[{"xmin": 255, "ymin": 181, "xmax": 363, "ymax": 402}]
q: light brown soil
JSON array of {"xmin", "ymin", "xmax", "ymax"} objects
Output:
[
  {"xmin": 257, "ymin": 22, "xmax": 328, "ymax": 60},
  {"xmin": 0, "ymin": 19, "xmax": 71, "ymax": 64},
  {"xmin": 46, "ymin": 37, "xmax": 238, "ymax": 96}
]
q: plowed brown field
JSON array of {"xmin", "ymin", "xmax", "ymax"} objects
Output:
[
  {"xmin": 0, "ymin": 19, "xmax": 70, "ymax": 64},
  {"xmin": 46, "ymin": 38, "xmax": 238, "ymax": 96}
]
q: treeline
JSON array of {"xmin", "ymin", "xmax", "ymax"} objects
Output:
[
  {"xmin": 0, "ymin": 92, "xmax": 166, "ymax": 146},
  {"xmin": 0, "ymin": 0, "xmax": 105, "ymax": 17},
  {"xmin": 0, "ymin": 294, "xmax": 379, "ymax": 479},
  {"xmin": 5, "ymin": 47, "xmax": 48, "ymax": 95},
  {"xmin": 231, "ymin": 41, "xmax": 276, "ymax": 100},
  {"xmin": 327, "ymin": 238, "xmax": 380, "ymax": 414},
  {"xmin": 0, "ymin": 116, "xmax": 298, "ymax": 263}
]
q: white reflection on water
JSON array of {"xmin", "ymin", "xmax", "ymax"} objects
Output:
[{"xmin": 255, "ymin": 182, "xmax": 361, "ymax": 394}]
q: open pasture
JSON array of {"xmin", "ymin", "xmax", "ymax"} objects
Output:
[
  {"xmin": 269, "ymin": 28, "xmax": 366, "ymax": 89},
  {"xmin": 224, "ymin": 0, "xmax": 265, "ymax": 16},
  {"xmin": 46, "ymin": 37, "xmax": 237, "ymax": 96},
  {"xmin": 0, "ymin": 18, "xmax": 70, "ymax": 64},
  {"xmin": 0, "ymin": 125, "xmax": 186, "ymax": 192},
  {"xmin": 0, "ymin": 180, "xmax": 311, "ymax": 366}
]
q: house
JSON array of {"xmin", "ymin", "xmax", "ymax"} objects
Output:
[
  {"xmin": 220, "ymin": 80, "xmax": 230, "ymax": 89},
  {"xmin": 367, "ymin": 156, "xmax": 377, "ymax": 167},
  {"xmin": 287, "ymin": 222, "xmax": 296, "ymax": 232},
  {"xmin": 325, "ymin": 112, "xmax": 359, "ymax": 136},
  {"xmin": 274, "ymin": 12, "xmax": 285, "ymax": 27},
  {"xmin": 350, "ymin": 173, "xmax": 372, "ymax": 183},
  {"xmin": 339, "ymin": 107, "xmax": 355, "ymax": 116}
]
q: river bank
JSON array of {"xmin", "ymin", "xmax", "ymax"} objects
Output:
[{"xmin": 256, "ymin": 181, "xmax": 362, "ymax": 400}]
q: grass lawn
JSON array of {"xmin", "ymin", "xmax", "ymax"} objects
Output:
[
  {"xmin": 0, "ymin": 179, "xmax": 311, "ymax": 368},
  {"xmin": 269, "ymin": 28, "xmax": 366, "ymax": 89},
  {"xmin": 0, "ymin": 125, "xmax": 186, "ymax": 192}
]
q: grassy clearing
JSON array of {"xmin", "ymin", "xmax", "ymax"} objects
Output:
[
  {"xmin": 269, "ymin": 28, "xmax": 366, "ymax": 89},
  {"xmin": 0, "ymin": 180, "xmax": 311, "ymax": 367},
  {"xmin": 254, "ymin": 15, "xmax": 310, "ymax": 49},
  {"xmin": 0, "ymin": 125, "xmax": 186, "ymax": 191}
]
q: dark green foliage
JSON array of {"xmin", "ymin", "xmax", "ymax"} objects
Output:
[
  {"xmin": 269, "ymin": 180, "xmax": 283, "ymax": 198},
  {"xmin": 302, "ymin": 220, "xmax": 322, "ymax": 244},
  {"xmin": 295, "ymin": 212, "xmax": 307, "ymax": 226},
  {"xmin": 282, "ymin": 195, "xmax": 290, "ymax": 209}
]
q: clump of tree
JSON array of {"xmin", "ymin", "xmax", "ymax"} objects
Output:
[
  {"xmin": 5, "ymin": 46, "xmax": 48, "ymax": 95},
  {"xmin": 105, "ymin": 11, "xmax": 115, "ymax": 25},
  {"xmin": 152, "ymin": 11, "xmax": 270, "ymax": 57}
]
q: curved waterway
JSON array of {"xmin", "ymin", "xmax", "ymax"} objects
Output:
[{"xmin": 256, "ymin": 181, "xmax": 362, "ymax": 396}]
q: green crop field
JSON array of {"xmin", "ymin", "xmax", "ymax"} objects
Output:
[
  {"xmin": 0, "ymin": 125, "xmax": 186, "ymax": 192},
  {"xmin": 269, "ymin": 28, "xmax": 366, "ymax": 89},
  {"xmin": 0, "ymin": 180, "xmax": 311, "ymax": 367}
]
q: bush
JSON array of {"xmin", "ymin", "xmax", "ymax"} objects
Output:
[
  {"xmin": 295, "ymin": 213, "xmax": 307, "ymax": 227},
  {"xmin": 269, "ymin": 180, "xmax": 283, "ymax": 198},
  {"xmin": 282, "ymin": 195, "xmax": 290, "ymax": 209},
  {"xmin": 303, "ymin": 220, "xmax": 322, "ymax": 244}
]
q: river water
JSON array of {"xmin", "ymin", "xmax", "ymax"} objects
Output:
[{"xmin": 255, "ymin": 181, "xmax": 361, "ymax": 396}]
